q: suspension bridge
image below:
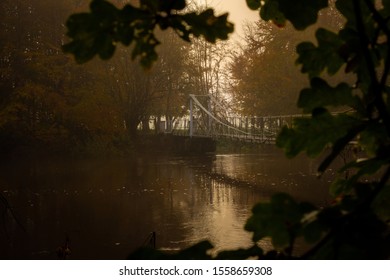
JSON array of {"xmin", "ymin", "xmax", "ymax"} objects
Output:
[{"xmin": 169, "ymin": 94, "xmax": 302, "ymax": 144}]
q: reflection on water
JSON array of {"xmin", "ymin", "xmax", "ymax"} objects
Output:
[{"xmin": 0, "ymin": 148, "xmax": 332, "ymax": 259}]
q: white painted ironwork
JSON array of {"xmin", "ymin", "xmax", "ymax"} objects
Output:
[{"xmin": 171, "ymin": 94, "xmax": 306, "ymax": 143}]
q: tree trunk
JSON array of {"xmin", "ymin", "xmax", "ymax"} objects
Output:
[
  {"xmin": 126, "ymin": 119, "xmax": 139, "ymax": 139},
  {"xmin": 142, "ymin": 118, "xmax": 150, "ymax": 132},
  {"xmin": 156, "ymin": 116, "xmax": 161, "ymax": 134}
]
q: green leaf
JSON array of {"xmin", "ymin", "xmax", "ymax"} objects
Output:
[
  {"xmin": 330, "ymin": 178, "xmax": 349, "ymax": 197},
  {"xmin": 335, "ymin": 0, "xmax": 355, "ymax": 25},
  {"xmin": 215, "ymin": 245, "xmax": 263, "ymax": 260},
  {"xmin": 335, "ymin": 0, "xmax": 372, "ymax": 29},
  {"xmin": 317, "ymin": 206, "xmax": 343, "ymax": 227},
  {"xmin": 260, "ymin": 1, "xmax": 286, "ymax": 26},
  {"xmin": 318, "ymin": 123, "xmax": 366, "ymax": 173},
  {"xmin": 246, "ymin": 0, "xmax": 261, "ymax": 10},
  {"xmin": 277, "ymin": 0, "xmax": 328, "ymax": 30},
  {"xmin": 183, "ymin": 10, "xmax": 234, "ymax": 43},
  {"xmin": 299, "ymin": 202, "xmax": 317, "ymax": 214},
  {"xmin": 140, "ymin": 0, "xmax": 158, "ymax": 11},
  {"xmin": 62, "ymin": 1, "xmax": 121, "ymax": 64},
  {"xmin": 303, "ymin": 220, "xmax": 327, "ymax": 244},
  {"xmin": 159, "ymin": 0, "xmax": 186, "ymax": 11},
  {"xmin": 335, "ymin": 159, "xmax": 388, "ymax": 195},
  {"xmin": 316, "ymin": 207, "xmax": 389, "ymax": 259},
  {"xmin": 383, "ymin": 0, "xmax": 390, "ymax": 15},
  {"xmin": 277, "ymin": 110, "xmax": 363, "ymax": 158},
  {"xmin": 245, "ymin": 193, "xmax": 308, "ymax": 249},
  {"xmin": 120, "ymin": 4, "xmax": 148, "ymax": 20},
  {"xmin": 128, "ymin": 246, "xmax": 169, "ymax": 260},
  {"xmin": 336, "ymin": 0, "xmax": 376, "ymax": 44},
  {"xmin": 174, "ymin": 240, "xmax": 213, "ymax": 260},
  {"xmin": 131, "ymin": 31, "xmax": 160, "ymax": 68},
  {"xmin": 296, "ymin": 28, "xmax": 345, "ymax": 77},
  {"xmin": 257, "ymin": 0, "xmax": 326, "ymax": 29},
  {"xmin": 298, "ymin": 78, "xmax": 356, "ymax": 113},
  {"xmin": 359, "ymin": 123, "xmax": 389, "ymax": 156},
  {"xmin": 90, "ymin": 0, "xmax": 118, "ymax": 18},
  {"xmin": 97, "ymin": 35, "xmax": 116, "ymax": 60},
  {"xmin": 373, "ymin": 184, "xmax": 390, "ymax": 220}
]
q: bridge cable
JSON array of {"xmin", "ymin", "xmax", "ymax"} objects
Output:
[{"xmin": 190, "ymin": 94, "xmax": 257, "ymax": 135}]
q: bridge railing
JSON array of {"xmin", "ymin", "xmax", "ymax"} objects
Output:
[
  {"xmin": 171, "ymin": 111, "xmax": 360, "ymax": 146},
  {"xmin": 171, "ymin": 115, "xmax": 297, "ymax": 143},
  {"xmin": 170, "ymin": 94, "xmax": 309, "ymax": 143}
]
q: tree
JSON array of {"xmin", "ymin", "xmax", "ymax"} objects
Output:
[
  {"xmin": 147, "ymin": 29, "xmax": 189, "ymax": 132},
  {"xmin": 102, "ymin": 27, "xmax": 190, "ymax": 137},
  {"xmin": 229, "ymin": 2, "xmax": 347, "ymax": 117},
  {"xmin": 0, "ymin": 0, "xmax": 77, "ymax": 151},
  {"xmin": 0, "ymin": 0, "xmax": 124, "ymax": 154},
  {"xmin": 63, "ymin": 0, "xmax": 390, "ymax": 259},
  {"xmin": 229, "ymin": 20, "xmax": 306, "ymax": 116},
  {"xmin": 103, "ymin": 47, "xmax": 155, "ymax": 137}
]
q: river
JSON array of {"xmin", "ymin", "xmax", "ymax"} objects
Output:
[{"xmin": 0, "ymin": 147, "xmax": 334, "ymax": 259}]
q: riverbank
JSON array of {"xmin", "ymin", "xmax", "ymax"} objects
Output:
[
  {"xmin": 0, "ymin": 134, "xmax": 219, "ymax": 161},
  {"xmin": 135, "ymin": 134, "xmax": 216, "ymax": 155}
]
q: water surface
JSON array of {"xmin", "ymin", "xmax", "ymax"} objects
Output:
[{"xmin": 0, "ymin": 148, "xmax": 333, "ymax": 259}]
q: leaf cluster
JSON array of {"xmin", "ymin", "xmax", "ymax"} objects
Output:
[
  {"xmin": 62, "ymin": 0, "xmax": 234, "ymax": 67},
  {"xmin": 229, "ymin": 20, "xmax": 305, "ymax": 116},
  {"xmin": 247, "ymin": 0, "xmax": 328, "ymax": 29},
  {"xmin": 273, "ymin": 0, "xmax": 390, "ymax": 258}
]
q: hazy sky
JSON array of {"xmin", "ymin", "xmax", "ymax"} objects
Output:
[{"xmin": 195, "ymin": 0, "xmax": 259, "ymax": 39}]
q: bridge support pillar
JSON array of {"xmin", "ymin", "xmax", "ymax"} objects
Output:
[
  {"xmin": 208, "ymin": 96, "xmax": 212, "ymax": 135},
  {"xmin": 189, "ymin": 97, "xmax": 193, "ymax": 137}
]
